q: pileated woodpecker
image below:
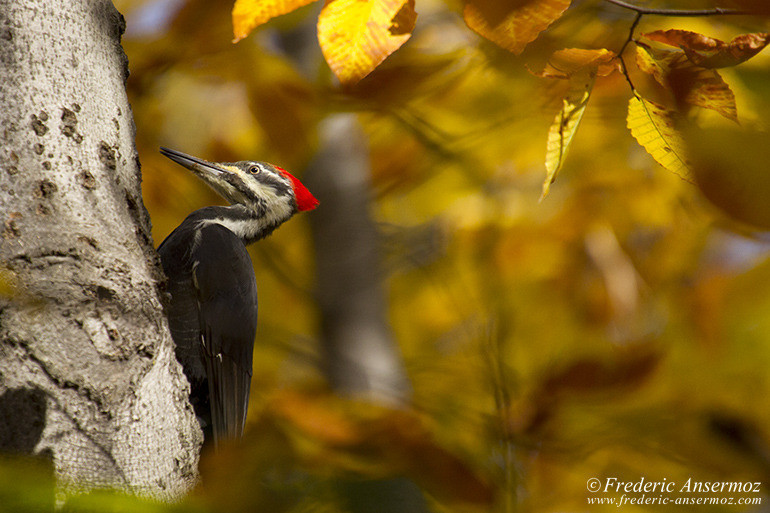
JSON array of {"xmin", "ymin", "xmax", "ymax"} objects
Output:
[{"xmin": 157, "ymin": 147, "xmax": 318, "ymax": 447}]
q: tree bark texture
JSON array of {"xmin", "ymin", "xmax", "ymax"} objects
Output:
[{"xmin": 0, "ymin": 0, "xmax": 199, "ymax": 500}]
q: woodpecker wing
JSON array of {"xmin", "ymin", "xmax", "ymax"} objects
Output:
[
  {"xmin": 159, "ymin": 217, "xmax": 210, "ymax": 430},
  {"xmin": 190, "ymin": 223, "xmax": 257, "ymax": 446}
]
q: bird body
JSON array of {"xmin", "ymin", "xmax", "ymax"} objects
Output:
[{"xmin": 157, "ymin": 148, "xmax": 317, "ymax": 447}]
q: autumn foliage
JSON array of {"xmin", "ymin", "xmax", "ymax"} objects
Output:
[
  {"xmin": 233, "ymin": 0, "xmax": 769, "ymax": 208},
  {"xmin": 36, "ymin": 0, "xmax": 770, "ymax": 511}
]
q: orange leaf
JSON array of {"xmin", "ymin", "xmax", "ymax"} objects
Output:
[
  {"xmin": 271, "ymin": 390, "xmax": 362, "ymax": 445},
  {"xmin": 533, "ymin": 48, "xmax": 618, "ymax": 79},
  {"xmin": 317, "ymin": 0, "xmax": 417, "ymax": 86},
  {"xmin": 232, "ymin": 0, "xmax": 318, "ymax": 43},
  {"xmin": 643, "ymin": 29, "xmax": 719, "ymax": 52},
  {"xmin": 642, "ymin": 30, "xmax": 770, "ymax": 69},
  {"xmin": 464, "ymin": 0, "xmax": 571, "ymax": 54},
  {"xmin": 270, "ymin": 390, "xmax": 494, "ymax": 505},
  {"xmin": 635, "ymin": 44, "xmax": 737, "ymax": 122}
]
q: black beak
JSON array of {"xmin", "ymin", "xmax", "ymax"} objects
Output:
[{"xmin": 160, "ymin": 147, "xmax": 227, "ymax": 179}]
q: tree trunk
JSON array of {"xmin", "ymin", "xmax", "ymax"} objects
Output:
[
  {"xmin": 305, "ymin": 114, "xmax": 412, "ymax": 405},
  {"xmin": 305, "ymin": 114, "xmax": 427, "ymax": 513},
  {"xmin": 0, "ymin": 0, "xmax": 199, "ymax": 500}
]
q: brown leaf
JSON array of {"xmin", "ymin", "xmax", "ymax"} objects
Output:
[
  {"xmin": 541, "ymin": 348, "xmax": 660, "ymax": 396},
  {"xmin": 517, "ymin": 346, "xmax": 661, "ymax": 434},
  {"xmin": 635, "ymin": 44, "xmax": 738, "ymax": 122},
  {"xmin": 464, "ymin": 0, "xmax": 571, "ymax": 54},
  {"xmin": 643, "ymin": 29, "xmax": 720, "ymax": 52},
  {"xmin": 533, "ymin": 48, "xmax": 618, "ymax": 79},
  {"xmin": 642, "ymin": 30, "xmax": 770, "ymax": 69}
]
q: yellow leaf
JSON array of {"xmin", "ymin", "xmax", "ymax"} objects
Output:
[
  {"xmin": 317, "ymin": 0, "xmax": 417, "ymax": 86},
  {"xmin": 542, "ymin": 70, "xmax": 595, "ymax": 199},
  {"xmin": 635, "ymin": 44, "xmax": 680, "ymax": 85},
  {"xmin": 635, "ymin": 44, "xmax": 738, "ymax": 122},
  {"xmin": 463, "ymin": 0, "xmax": 571, "ymax": 54},
  {"xmin": 626, "ymin": 95, "xmax": 691, "ymax": 180},
  {"xmin": 232, "ymin": 0, "xmax": 318, "ymax": 43}
]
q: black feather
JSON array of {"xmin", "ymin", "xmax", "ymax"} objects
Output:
[{"xmin": 159, "ymin": 211, "xmax": 257, "ymax": 447}]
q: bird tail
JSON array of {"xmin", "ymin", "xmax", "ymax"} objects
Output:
[{"xmin": 204, "ymin": 353, "xmax": 251, "ymax": 448}]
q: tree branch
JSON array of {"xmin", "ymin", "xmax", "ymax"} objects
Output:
[
  {"xmin": 619, "ymin": 11, "xmax": 642, "ymax": 57},
  {"xmin": 605, "ymin": 0, "xmax": 749, "ymax": 16},
  {"xmin": 617, "ymin": 12, "xmax": 642, "ymax": 90}
]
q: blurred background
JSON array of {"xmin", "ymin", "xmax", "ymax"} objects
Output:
[{"xmin": 115, "ymin": 0, "xmax": 770, "ymax": 510}]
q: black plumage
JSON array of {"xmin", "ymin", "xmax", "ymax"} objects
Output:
[
  {"xmin": 156, "ymin": 148, "xmax": 318, "ymax": 448},
  {"xmin": 159, "ymin": 213, "xmax": 257, "ymax": 443}
]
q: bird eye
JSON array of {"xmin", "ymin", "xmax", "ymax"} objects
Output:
[{"xmin": 248, "ymin": 165, "xmax": 260, "ymax": 175}]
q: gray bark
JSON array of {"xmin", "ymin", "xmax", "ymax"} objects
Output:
[{"xmin": 0, "ymin": 0, "xmax": 199, "ymax": 500}]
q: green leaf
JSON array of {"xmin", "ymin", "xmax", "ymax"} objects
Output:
[{"xmin": 626, "ymin": 95, "xmax": 691, "ymax": 180}]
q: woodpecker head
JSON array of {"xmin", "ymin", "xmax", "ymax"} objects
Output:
[{"xmin": 160, "ymin": 147, "xmax": 318, "ymax": 225}]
